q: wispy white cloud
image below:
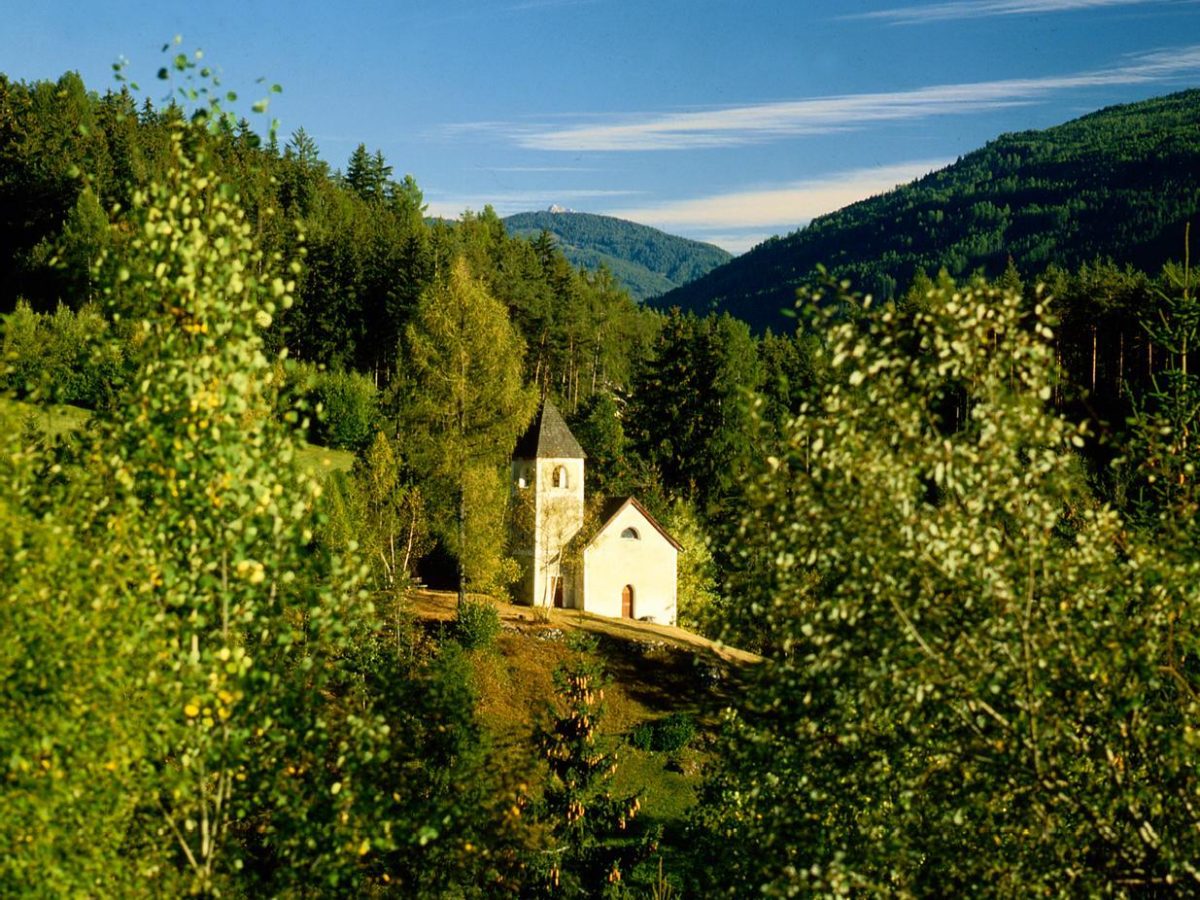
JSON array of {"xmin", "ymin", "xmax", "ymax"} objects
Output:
[
  {"xmin": 425, "ymin": 187, "xmax": 641, "ymax": 219},
  {"xmin": 851, "ymin": 0, "xmax": 1190, "ymax": 25},
  {"xmin": 604, "ymin": 160, "xmax": 947, "ymax": 237},
  {"xmin": 479, "ymin": 44, "xmax": 1200, "ymax": 151}
]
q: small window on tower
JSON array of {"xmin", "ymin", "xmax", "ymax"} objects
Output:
[
  {"xmin": 620, "ymin": 527, "xmax": 640, "ymax": 540},
  {"xmin": 553, "ymin": 466, "xmax": 568, "ymax": 488}
]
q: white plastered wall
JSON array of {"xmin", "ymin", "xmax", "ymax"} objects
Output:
[{"xmin": 582, "ymin": 504, "xmax": 677, "ymax": 624}]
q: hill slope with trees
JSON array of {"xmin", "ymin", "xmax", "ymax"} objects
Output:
[
  {"xmin": 653, "ymin": 88, "xmax": 1200, "ymax": 330},
  {"xmin": 504, "ymin": 210, "xmax": 732, "ymax": 301}
]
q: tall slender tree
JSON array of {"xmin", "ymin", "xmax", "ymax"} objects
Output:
[{"xmin": 392, "ymin": 255, "xmax": 536, "ymax": 606}]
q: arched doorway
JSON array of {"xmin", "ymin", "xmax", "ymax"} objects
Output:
[{"xmin": 621, "ymin": 584, "xmax": 634, "ymax": 619}]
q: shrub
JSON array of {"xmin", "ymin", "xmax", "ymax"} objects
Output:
[
  {"xmin": 308, "ymin": 366, "xmax": 379, "ymax": 450},
  {"xmin": 455, "ymin": 597, "xmax": 501, "ymax": 650},
  {"xmin": 629, "ymin": 722, "xmax": 655, "ymax": 751},
  {"xmin": 531, "ymin": 633, "xmax": 649, "ymax": 893},
  {"xmin": 654, "ymin": 712, "xmax": 696, "ymax": 753},
  {"xmin": 628, "ymin": 713, "xmax": 696, "ymax": 753},
  {"xmin": 1, "ymin": 302, "xmax": 125, "ymax": 408},
  {"xmin": 1, "ymin": 301, "xmax": 45, "ymax": 396}
]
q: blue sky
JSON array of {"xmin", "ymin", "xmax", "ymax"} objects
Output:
[{"xmin": 3, "ymin": 0, "xmax": 1199, "ymax": 253}]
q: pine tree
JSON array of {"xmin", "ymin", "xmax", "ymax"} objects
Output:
[
  {"xmin": 285, "ymin": 126, "xmax": 325, "ymax": 172},
  {"xmin": 531, "ymin": 635, "xmax": 649, "ymax": 895},
  {"xmin": 345, "ymin": 143, "xmax": 390, "ymax": 203}
]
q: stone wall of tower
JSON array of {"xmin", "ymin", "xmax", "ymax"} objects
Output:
[
  {"xmin": 531, "ymin": 457, "xmax": 584, "ymax": 607},
  {"xmin": 511, "ymin": 455, "xmax": 585, "ymax": 607}
]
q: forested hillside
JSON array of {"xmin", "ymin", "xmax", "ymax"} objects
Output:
[
  {"xmin": 655, "ymin": 88, "xmax": 1200, "ymax": 330},
  {"xmin": 0, "ymin": 71, "xmax": 654, "ymax": 409},
  {"xmin": 504, "ymin": 210, "xmax": 732, "ymax": 301}
]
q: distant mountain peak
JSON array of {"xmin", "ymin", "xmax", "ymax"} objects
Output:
[{"xmin": 504, "ymin": 209, "xmax": 732, "ymax": 302}]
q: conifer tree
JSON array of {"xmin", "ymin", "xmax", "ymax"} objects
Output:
[
  {"xmin": 531, "ymin": 635, "xmax": 649, "ymax": 895},
  {"xmin": 392, "ymin": 255, "xmax": 536, "ymax": 605}
]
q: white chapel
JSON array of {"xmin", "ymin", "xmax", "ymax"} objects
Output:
[{"xmin": 511, "ymin": 400, "xmax": 680, "ymax": 624}]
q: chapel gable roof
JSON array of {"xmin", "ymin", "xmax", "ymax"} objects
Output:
[
  {"xmin": 588, "ymin": 496, "xmax": 682, "ymax": 551},
  {"xmin": 513, "ymin": 399, "xmax": 585, "ymax": 460}
]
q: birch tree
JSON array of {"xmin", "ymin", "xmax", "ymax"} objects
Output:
[{"xmin": 698, "ymin": 277, "xmax": 1200, "ymax": 895}]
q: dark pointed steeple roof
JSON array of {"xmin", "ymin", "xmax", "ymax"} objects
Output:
[{"xmin": 513, "ymin": 399, "xmax": 585, "ymax": 460}]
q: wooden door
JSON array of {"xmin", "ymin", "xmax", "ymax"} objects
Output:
[
  {"xmin": 621, "ymin": 584, "xmax": 633, "ymax": 618},
  {"xmin": 553, "ymin": 576, "xmax": 564, "ymax": 608}
]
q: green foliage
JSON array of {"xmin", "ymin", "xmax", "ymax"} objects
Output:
[
  {"xmin": 4, "ymin": 68, "xmax": 339, "ymax": 891},
  {"xmin": 568, "ymin": 391, "xmax": 631, "ymax": 496},
  {"xmin": 344, "ymin": 142, "xmax": 392, "ymax": 203},
  {"xmin": 653, "ymin": 713, "xmax": 696, "ymax": 754},
  {"xmin": 628, "ymin": 310, "xmax": 759, "ymax": 514},
  {"xmin": 659, "ymin": 88, "xmax": 1200, "ymax": 332},
  {"xmin": 628, "ymin": 714, "xmax": 696, "ymax": 754},
  {"xmin": 1123, "ymin": 244, "xmax": 1200, "ymax": 526},
  {"xmin": 390, "ymin": 254, "xmax": 536, "ymax": 604},
  {"xmin": 1, "ymin": 300, "xmax": 126, "ymax": 407},
  {"xmin": 457, "ymin": 209, "xmax": 657, "ymax": 413},
  {"xmin": 0, "ymin": 56, "xmax": 533, "ymax": 895},
  {"xmin": 664, "ymin": 498, "xmax": 721, "ymax": 637},
  {"xmin": 628, "ymin": 722, "xmax": 655, "ymax": 752},
  {"xmin": 297, "ymin": 362, "xmax": 380, "ymax": 450},
  {"xmin": 531, "ymin": 634, "xmax": 652, "ymax": 896},
  {"xmin": 504, "ymin": 211, "xmax": 732, "ymax": 302},
  {"xmin": 455, "ymin": 597, "xmax": 503, "ymax": 650},
  {"xmin": 0, "ymin": 69, "xmax": 663, "ymax": 436},
  {"xmin": 304, "ymin": 636, "xmax": 532, "ymax": 895},
  {"xmin": 321, "ymin": 429, "xmax": 431, "ymax": 592},
  {"xmin": 51, "ymin": 186, "xmax": 112, "ymax": 305},
  {"xmin": 0, "ymin": 412, "xmax": 149, "ymax": 894},
  {"xmin": 696, "ymin": 275, "xmax": 1200, "ymax": 895}
]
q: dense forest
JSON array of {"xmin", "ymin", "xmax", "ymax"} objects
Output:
[
  {"xmin": 656, "ymin": 88, "xmax": 1200, "ymax": 332},
  {"xmin": 5, "ymin": 56, "xmax": 1200, "ymax": 896},
  {"xmin": 504, "ymin": 210, "xmax": 731, "ymax": 302},
  {"xmin": 0, "ymin": 71, "xmax": 660, "ymax": 408}
]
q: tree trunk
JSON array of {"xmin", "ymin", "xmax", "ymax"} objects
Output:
[
  {"xmin": 1091, "ymin": 325, "xmax": 1097, "ymax": 393},
  {"xmin": 1118, "ymin": 330, "xmax": 1125, "ymax": 396},
  {"xmin": 457, "ymin": 483, "xmax": 466, "ymax": 610}
]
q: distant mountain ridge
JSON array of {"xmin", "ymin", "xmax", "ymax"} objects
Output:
[
  {"xmin": 504, "ymin": 209, "xmax": 732, "ymax": 302},
  {"xmin": 652, "ymin": 88, "xmax": 1200, "ymax": 331}
]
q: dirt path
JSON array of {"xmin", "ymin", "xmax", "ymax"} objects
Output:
[{"xmin": 407, "ymin": 589, "xmax": 760, "ymax": 666}]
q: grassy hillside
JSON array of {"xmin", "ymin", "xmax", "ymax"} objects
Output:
[
  {"xmin": 654, "ymin": 88, "xmax": 1200, "ymax": 331},
  {"xmin": 409, "ymin": 590, "xmax": 756, "ymax": 835},
  {"xmin": 504, "ymin": 210, "xmax": 732, "ymax": 302}
]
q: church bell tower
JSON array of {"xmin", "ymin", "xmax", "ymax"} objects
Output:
[{"xmin": 511, "ymin": 399, "xmax": 586, "ymax": 608}]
